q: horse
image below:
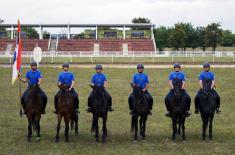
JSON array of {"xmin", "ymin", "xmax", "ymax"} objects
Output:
[
  {"xmin": 22, "ymin": 84, "xmax": 45, "ymax": 142},
  {"xmin": 167, "ymin": 78, "xmax": 190, "ymax": 141},
  {"xmin": 89, "ymin": 84, "xmax": 110, "ymax": 143},
  {"xmin": 130, "ymin": 83, "xmax": 150, "ymax": 142},
  {"xmin": 55, "ymin": 84, "xmax": 78, "ymax": 142},
  {"xmin": 196, "ymin": 79, "xmax": 217, "ymax": 140}
]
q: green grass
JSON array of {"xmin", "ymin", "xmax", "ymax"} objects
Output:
[
  {"xmin": 0, "ymin": 67, "xmax": 235, "ymax": 155},
  {"xmin": 0, "ymin": 56, "xmax": 235, "ymax": 64}
]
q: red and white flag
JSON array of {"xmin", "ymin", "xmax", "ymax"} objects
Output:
[{"xmin": 12, "ymin": 20, "xmax": 22, "ymax": 85}]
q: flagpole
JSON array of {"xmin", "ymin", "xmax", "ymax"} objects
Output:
[{"xmin": 19, "ymin": 77, "xmax": 23, "ymax": 117}]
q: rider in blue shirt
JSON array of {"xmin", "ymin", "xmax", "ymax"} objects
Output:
[
  {"xmin": 54, "ymin": 63, "xmax": 79, "ymax": 114},
  {"xmin": 128, "ymin": 64, "xmax": 153, "ymax": 115},
  {"xmin": 165, "ymin": 63, "xmax": 191, "ymax": 117},
  {"xmin": 194, "ymin": 63, "xmax": 221, "ymax": 114},
  {"xmin": 18, "ymin": 61, "xmax": 47, "ymax": 114},
  {"xmin": 87, "ymin": 64, "xmax": 113, "ymax": 112}
]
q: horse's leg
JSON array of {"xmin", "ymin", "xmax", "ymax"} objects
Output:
[
  {"xmin": 55, "ymin": 114, "xmax": 62, "ymax": 142},
  {"xmin": 142, "ymin": 115, "xmax": 147, "ymax": 140},
  {"xmin": 177, "ymin": 118, "xmax": 181, "ymax": 135},
  {"xmin": 209, "ymin": 115, "xmax": 214, "ymax": 140},
  {"xmin": 172, "ymin": 116, "xmax": 177, "ymax": 141},
  {"xmin": 133, "ymin": 116, "xmax": 138, "ymax": 141},
  {"xmin": 64, "ymin": 115, "xmax": 70, "ymax": 142},
  {"xmin": 181, "ymin": 117, "xmax": 186, "ymax": 141},
  {"xmin": 74, "ymin": 112, "xmax": 78, "ymax": 135},
  {"xmin": 102, "ymin": 114, "xmax": 108, "ymax": 143},
  {"xmin": 27, "ymin": 116, "xmax": 32, "ymax": 142},
  {"xmin": 202, "ymin": 115, "xmax": 208, "ymax": 140},
  {"xmin": 36, "ymin": 115, "xmax": 41, "ymax": 141},
  {"xmin": 94, "ymin": 115, "xmax": 99, "ymax": 142},
  {"xmin": 91, "ymin": 115, "xmax": 95, "ymax": 132},
  {"xmin": 139, "ymin": 116, "xmax": 143, "ymax": 137}
]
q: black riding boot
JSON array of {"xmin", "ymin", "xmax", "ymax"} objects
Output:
[
  {"xmin": 54, "ymin": 93, "xmax": 59, "ymax": 114},
  {"xmin": 213, "ymin": 90, "xmax": 221, "ymax": 113},
  {"xmin": 128, "ymin": 94, "xmax": 134, "ymax": 115},
  {"xmin": 145, "ymin": 91, "xmax": 153, "ymax": 115},
  {"xmin": 87, "ymin": 94, "xmax": 92, "ymax": 112}
]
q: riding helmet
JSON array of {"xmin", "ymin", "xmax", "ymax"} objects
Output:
[
  {"xmin": 173, "ymin": 63, "xmax": 181, "ymax": 68},
  {"xmin": 137, "ymin": 64, "xmax": 144, "ymax": 69},
  {"xmin": 30, "ymin": 61, "xmax": 37, "ymax": 66},
  {"xmin": 95, "ymin": 64, "xmax": 102, "ymax": 70},
  {"xmin": 62, "ymin": 62, "xmax": 70, "ymax": 67},
  {"xmin": 203, "ymin": 63, "xmax": 210, "ymax": 68}
]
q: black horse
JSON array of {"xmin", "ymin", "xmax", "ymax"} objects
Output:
[
  {"xmin": 167, "ymin": 79, "xmax": 190, "ymax": 141},
  {"xmin": 21, "ymin": 84, "xmax": 46, "ymax": 142},
  {"xmin": 130, "ymin": 83, "xmax": 150, "ymax": 142},
  {"xmin": 196, "ymin": 79, "xmax": 217, "ymax": 140},
  {"xmin": 89, "ymin": 84, "xmax": 110, "ymax": 143},
  {"xmin": 55, "ymin": 84, "xmax": 78, "ymax": 142}
]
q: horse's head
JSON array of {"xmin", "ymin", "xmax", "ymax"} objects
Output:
[
  {"xmin": 172, "ymin": 78, "xmax": 183, "ymax": 99},
  {"xmin": 58, "ymin": 84, "xmax": 70, "ymax": 92},
  {"xmin": 130, "ymin": 83, "xmax": 144, "ymax": 101},
  {"xmin": 28, "ymin": 84, "xmax": 39, "ymax": 93},
  {"xmin": 202, "ymin": 79, "xmax": 212, "ymax": 98},
  {"xmin": 90, "ymin": 84, "xmax": 105, "ymax": 97}
]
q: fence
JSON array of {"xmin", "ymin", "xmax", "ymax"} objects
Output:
[{"xmin": 0, "ymin": 51, "xmax": 235, "ymax": 64}]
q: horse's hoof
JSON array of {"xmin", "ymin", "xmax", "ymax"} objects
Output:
[
  {"xmin": 55, "ymin": 137, "xmax": 59, "ymax": 143},
  {"xmin": 75, "ymin": 130, "xmax": 78, "ymax": 135},
  {"xmin": 182, "ymin": 139, "xmax": 186, "ymax": 143},
  {"xmin": 133, "ymin": 140, "xmax": 137, "ymax": 143},
  {"xmin": 202, "ymin": 137, "xmax": 206, "ymax": 141},
  {"xmin": 209, "ymin": 137, "xmax": 213, "ymax": 141},
  {"xmin": 27, "ymin": 139, "xmax": 31, "ymax": 143},
  {"xmin": 102, "ymin": 139, "xmax": 106, "ymax": 144},
  {"xmin": 65, "ymin": 139, "xmax": 70, "ymax": 143}
]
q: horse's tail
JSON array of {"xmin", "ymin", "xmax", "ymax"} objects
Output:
[{"xmin": 131, "ymin": 115, "xmax": 135, "ymax": 132}]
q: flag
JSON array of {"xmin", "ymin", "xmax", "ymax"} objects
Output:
[{"xmin": 12, "ymin": 20, "xmax": 22, "ymax": 85}]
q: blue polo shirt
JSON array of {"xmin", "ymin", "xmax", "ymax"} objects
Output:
[
  {"xmin": 58, "ymin": 71, "xmax": 75, "ymax": 86},
  {"xmin": 199, "ymin": 71, "xmax": 215, "ymax": 81},
  {"xmin": 91, "ymin": 73, "xmax": 107, "ymax": 86},
  {"xmin": 26, "ymin": 70, "xmax": 42, "ymax": 86},
  {"xmin": 169, "ymin": 71, "xmax": 186, "ymax": 84},
  {"xmin": 132, "ymin": 73, "xmax": 149, "ymax": 89}
]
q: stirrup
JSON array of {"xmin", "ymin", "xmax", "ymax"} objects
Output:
[
  {"xmin": 165, "ymin": 111, "xmax": 171, "ymax": 117},
  {"xmin": 185, "ymin": 111, "xmax": 191, "ymax": 117},
  {"xmin": 130, "ymin": 110, "xmax": 134, "ymax": 115},
  {"xmin": 148, "ymin": 110, "xmax": 152, "ymax": 115},
  {"xmin": 109, "ymin": 107, "xmax": 114, "ymax": 112},
  {"xmin": 86, "ymin": 107, "xmax": 91, "ymax": 112},
  {"xmin": 216, "ymin": 108, "xmax": 221, "ymax": 114}
]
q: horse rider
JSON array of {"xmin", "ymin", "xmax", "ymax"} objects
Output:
[
  {"xmin": 86, "ymin": 64, "xmax": 114, "ymax": 112},
  {"xmin": 128, "ymin": 64, "xmax": 153, "ymax": 115},
  {"xmin": 194, "ymin": 63, "xmax": 221, "ymax": 114},
  {"xmin": 165, "ymin": 63, "xmax": 191, "ymax": 117},
  {"xmin": 18, "ymin": 61, "xmax": 47, "ymax": 114},
  {"xmin": 54, "ymin": 63, "xmax": 79, "ymax": 115}
]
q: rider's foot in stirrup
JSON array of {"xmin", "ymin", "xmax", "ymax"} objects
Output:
[
  {"xmin": 216, "ymin": 108, "xmax": 221, "ymax": 114},
  {"xmin": 109, "ymin": 107, "xmax": 114, "ymax": 112},
  {"xmin": 165, "ymin": 111, "xmax": 171, "ymax": 117},
  {"xmin": 86, "ymin": 107, "xmax": 91, "ymax": 112},
  {"xmin": 74, "ymin": 109, "xmax": 80, "ymax": 114},
  {"xmin": 148, "ymin": 110, "xmax": 152, "ymax": 115},
  {"xmin": 185, "ymin": 111, "xmax": 191, "ymax": 117},
  {"xmin": 194, "ymin": 109, "xmax": 199, "ymax": 114},
  {"xmin": 54, "ymin": 110, "xmax": 57, "ymax": 114}
]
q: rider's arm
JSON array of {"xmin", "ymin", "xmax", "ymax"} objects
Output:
[
  {"xmin": 211, "ymin": 80, "xmax": 216, "ymax": 89},
  {"xmin": 38, "ymin": 78, "xmax": 42, "ymax": 85},
  {"xmin": 18, "ymin": 73, "xmax": 28, "ymax": 83},
  {"xmin": 199, "ymin": 80, "xmax": 203, "ymax": 89},
  {"xmin": 169, "ymin": 80, "xmax": 174, "ymax": 89},
  {"xmin": 104, "ymin": 81, "xmax": 108, "ymax": 88},
  {"xmin": 70, "ymin": 80, "xmax": 75, "ymax": 89},
  {"xmin": 143, "ymin": 83, "xmax": 149, "ymax": 91},
  {"xmin": 182, "ymin": 81, "xmax": 186, "ymax": 90}
]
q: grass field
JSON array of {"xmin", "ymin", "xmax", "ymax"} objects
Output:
[
  {"xmin": 0, "ymin": 56, "xmax": 235, "ymax": 64},
  {"xmin": 0, "ymin": 67, "xmax": 235, "ymax": 155}
]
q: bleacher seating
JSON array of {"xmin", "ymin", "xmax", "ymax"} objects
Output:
[{"xmin": 0, "ymin": 39, "xmax": 155, "ymax": 53}]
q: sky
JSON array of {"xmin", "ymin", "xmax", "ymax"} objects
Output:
[{"xmin": 0, "ymin": 0, "xmax": 234, "ymax": 32}]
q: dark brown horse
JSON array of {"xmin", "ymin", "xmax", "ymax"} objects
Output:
[
  {"xmin": 55, "ymin": 84, "xmax": 78, "ymax": 142},
  {"xmin": 22, "ymin": 84, "xmax": 45, "ymax": 142},
  {"xmin": 130, "ymin": 83, "xmax": 150, "ymax": 142},
  {"xmin": 89, "ymin": 84, "xmax": 110, "ymax": 143}
]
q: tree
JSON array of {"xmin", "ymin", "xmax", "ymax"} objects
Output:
[
  {"xmin": 21, "ymin": 27, "xmax": 39, "ymax": 39},
  {"xmin": 196, "ymin": 27, "xmax": 207, "ymax": 52},
  {"xmin": 154, "ymin": 26, "xmax": 171, "ymax": 51},
  {"xmin": 205, "ymin": 23, "xmax": 223, "ymax": 52},
  {"xmin": 132, "ymin": 17, "xmax": 151, "ymax": 24},
  {"xmin": 43, "ymin": 31, "xmax": 50, "ymax": 39},
  {"xmin": 170, "ymin": 23, "xmax": 186, "ymax": 51},
  {"xmin": 222, "ymin": 30, "xmax": 234, "ymax": 46}
]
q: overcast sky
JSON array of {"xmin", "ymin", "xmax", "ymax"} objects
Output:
[{"xmin": 1, "ymin": 0, "xmax": 234, "ymax": 32}]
